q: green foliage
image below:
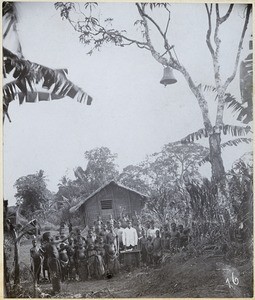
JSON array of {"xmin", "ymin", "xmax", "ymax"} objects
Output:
[
  {"xmin": 54, "ymin": 146, "xmax": 119, "ymax": 224},
  {"xmin": 181, "ymin": 124, "xmax": 251, "ymax": 144},
  {"xmin": 185, "ymin": 178, "xmax": 218, "ymax": 222},
  {"xmin": 224, "ymin": 93, "xmax": 252, "ymax": 124},
  {"xmin": 84, "ymin": 146, "xmax": 119, "ymax": 190},
  {"xmin": 3, "ymin": 48, "xmax": 93, "ymax": 112},
  {"xmin": 119, "ymin": 142, "xmax": 208, "ymax": 225},
  {"xmin": 221, "ymin": 124, "xmax": 251, "ymax": 136},
  {"xmin": 54, "ymin": 2, "xmax": 75, "ymax": 19},
  {"xmin": 228, "ymin": 155, "xmax": 253, "ymax": 240},
  {"xmin": 3, "ymin": 2, "xmax": 16, "ymax": 17},
  {"xmin": 55, "ymin": 2, "xmax": 151, "ymax": 55},
  {"xmin": 118, "ymin": 164, "xmax": 148, "ymax": 195},
  {"xmin": 55, "ymin": 175, "xmax": 81, "ymax": 204},
  {"xmin": 3, "ymin": 3, "xmax": 93, "ymax": 122},
  {"xmin": 14, "ymin": 170, "xmax": 52, "ymax": 219},
  {"xmin": 54, "ymin": 2, "xmax": 252, "ymax": 184},
  {"xmin": 185, "ymin": 154, "xmax": 253, "ymax": 261},
  {"xmin": 221, "ymin": 138, "xmax": 252, "ymax": 149},
  {"xmin": 181, "ymin": 128, "xmax": 209, "ymax": 143}
]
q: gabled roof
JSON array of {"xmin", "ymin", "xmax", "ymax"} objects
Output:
[{"xmin": 70, "ymin": 180, "xmax": 147, "ymax": 213}]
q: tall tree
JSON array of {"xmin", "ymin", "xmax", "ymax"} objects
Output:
[
  {"xmin": 55, "ymin": 3, "xmax": 252, "ymax": 183},
  {"xmin": 83, "ymin": 146, "xmax": 119, "ymax": 192},
  {"xmin": 119, "ymin": 142, "xmax": 208, "ymax": 224},
  {"xmin": 55, "ymin": 175, "xmax": 81, "ymax": 205},
  {"xmin": 54, "ymin": 147, "xmax": 119, "ymax": 223},
  {"xmin": 14, "ymin": 170, "xmax": 51, "ymax": 219}
]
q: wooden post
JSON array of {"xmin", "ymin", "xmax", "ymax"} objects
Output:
[
  {"xmin": 13, "ymin": 230, "xmax": 20, "ymax": 285},
  {"xmin": 34, "ymin": 223, "xmax": 38, "ymax": 297}
]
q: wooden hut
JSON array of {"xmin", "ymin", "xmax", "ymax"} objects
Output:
[{"xmin": 70, "ymin": 181, "xmax": 147, "ymax": 225}]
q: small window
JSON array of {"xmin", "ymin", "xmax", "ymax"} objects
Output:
[{"xmin": 101, "ymin": 200, "xmax": 112, "ymax": 210}]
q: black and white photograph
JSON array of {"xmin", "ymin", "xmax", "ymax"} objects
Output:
[{"xmin": 3, "ymin": 1, "xmax": 253, "ymax": 298}]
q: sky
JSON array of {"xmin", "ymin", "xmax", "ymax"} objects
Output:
[{"xmin": 3, "ymin": 2, "xmax": 253, "ymax": 206}]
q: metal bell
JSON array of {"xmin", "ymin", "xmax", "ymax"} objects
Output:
[{"xmin": 160, "ymin": 66, "xmax": 177, "ymax": 86}]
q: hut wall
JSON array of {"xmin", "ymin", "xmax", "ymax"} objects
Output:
[
  {"xmin": 85, "ymin": 194, "xmax": 100, "ymax": 225},
  {"xmin": 112, "ymin": 186, "xmax": 131, "ymax": 219},
  {"xmin": 81, "ymin": 184, "xmax": 145, "ymax": 225}
]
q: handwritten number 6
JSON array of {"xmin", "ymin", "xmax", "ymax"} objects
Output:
[
  {"xmin": 226, "ymin": 273, "xmax": 239, "ymax": 288},
  {"xmin": 232, "ymin": 272, "xmax": 239, "ymax": 285}
]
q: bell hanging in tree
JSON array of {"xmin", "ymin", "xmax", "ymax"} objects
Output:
[{"xmin": 160, "ymin": 66, "xmax": 177, "ymax": 86}]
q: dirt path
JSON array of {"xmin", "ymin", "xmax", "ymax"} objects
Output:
[
  {"xmin": 35, "ymin": 257, "xmax": 252, "ymax": 298},
  {"xmin": 18, "ymin": 239, "xmax": 252, "ymax": 298},
  {"xmin": 38, "ymin": 272, "xmax": 140, "ymax": 298}
]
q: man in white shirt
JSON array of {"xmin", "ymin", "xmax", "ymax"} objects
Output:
[{"xmin": 123, "ymin": 220, "xmax": 138, "ymax": 250}]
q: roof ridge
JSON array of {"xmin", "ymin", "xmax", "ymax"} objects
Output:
[{"xmin": 69, "ymin": 181, "xmax": 148, "ymax": 213}]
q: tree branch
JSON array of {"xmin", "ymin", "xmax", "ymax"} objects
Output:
[
  {"xmin": 219, "ymin": 4, "xmax": 234, "ymax": 24},
  {"xmin": 135, "ymin": 3, "xmax": 169, "ymax": 66},
  {"xmin": 164, "ymin": 5, "xmax": 171, "ymax": 37},
  {"xmin": 214, "ymin": 5, "xmax": 221, "ymax": 52},
  {"xmin": 224, "ymin": 4, "xmax": 251, "ymax": 89},
  {"xmin": 216, "ymin": 4, "xmax": 251, "ymax": 127},
  {"xmin": 65, "ymin": 9, "xmax": 150, "ymax": 52},
  {"xmin": 136, "ymin": 3, "xmax": 174, "ymax": 59},
  {"xmin": 213, "ymin": 4, "xmax": 222, "ymax": 94},
  {"xmin": 205, "ymin": 4, "xmax": 214, "ymax": 57},
  {"xmin": 134, "ymin": 3, "xmax": 213, "ymax": 131},
  {"xmin": 177, "ymin": 66, "xmax": 213, "ymax": 131}
]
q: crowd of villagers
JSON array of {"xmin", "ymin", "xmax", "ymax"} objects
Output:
[{"xmin": 30, "ymin": 217, "xmax": 191, "ymax": 294}]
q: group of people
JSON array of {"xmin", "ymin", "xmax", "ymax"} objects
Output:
[
  {"xmin": 137, "ymin": 221, "xmax": 191, "ymax": 266},
  {"xmin": 30, "ymin": 217, "xmax": 190, "ymax": 294}
]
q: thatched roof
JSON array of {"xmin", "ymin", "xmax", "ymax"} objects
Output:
[{"xmin": 70, "ymin": 180, "xmax": 147, "ymax": 213}]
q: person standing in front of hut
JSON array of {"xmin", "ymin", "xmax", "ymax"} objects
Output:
[
  {"xmin": 147, "ymin": 220, "xmax": 159, "ymax": 239},
  {"xmin": 123, "ymin": 220, "xmax": 138, "ymax": 249},
  {"xmin": 42, "ymin": 232, "xmax": 72, "ymax": 295},
  {"xmin": 152, "ymin": 230, "xmax": 163, "ymax": 266},
  {"xmin": 30, "ymin": 239, "xmax": 43, "ymax": 284},
  {"xmin": 58, "ymin": 243, "xmax": 69, "ymax": 282},
  {"xmin": 95, "ymin": 222, "xmax": 102, "ymax": 238},
  {"xmin": 106, "ymin": 224, "xmax": 120, "ymax": 275},
  {"xmin": 76, "ymin": 241, "xmax": 88, "ymax": 281},
  {"xmin": 139, "ymin": 229, "xmax": 147, "ymax": 266},
  {"xmin": 170, "ymin": 222, "xmax": 180, "ymax": 253},
  {"xmin": 114, "ymin": 220, "xmax": 124, "ymax": 251},
  {"xmin": 101, "ymin": 224, "xmax": 109, "ymax": 243},
  {"xmin": 161, "ymin": 223, "xmax": 171, "ymax": 251},
  {"xmin": 66, "ymin": 237, "xmax": 76, "ymax": 281},
  {"xmin": 145, "ymin": 235, "xmax": 154, "ymax": 266},
  {"xmin": 122, "ymin": 220, "xmax": 139, "ymax": 269},
  {"xmin": 106, "ymin": 224, "xmax": 118, "ymax": 251}
]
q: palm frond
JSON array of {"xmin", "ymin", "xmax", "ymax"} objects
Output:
[
  {"xmin": 3, "ymin": 2, "xmax": 16, "ymax": 17},
  {"xmin": 224, "ymin": 93, "xmax": 252, "ymax": 124},
  {"xmin": 3, "ymin": 80, "xmax": 19, "ymax": 105},
  {"xmin": 181, "ymin": 128, "xmax": 208, "ymax": 143},
  {"xmin": 221, "ymin": 138, "xmax": 252, "ymax": 149},
  {"xmin": 3, "ymin": 47, "xmax": 93, "ymax": 121},
  {"xmin": 240, "ymin": 55, "xmax": 253, "ymax": 106},
  {"xmin": 198, "ymin": 154, "xmax": 211, "ymax": 166},
  {"xmin": 222, "ymin": 124, "xmax": 251, "ymax": 136},
  {"xmin": 199, "ymin": 84, "xmax": 217, "ymax": 93}
]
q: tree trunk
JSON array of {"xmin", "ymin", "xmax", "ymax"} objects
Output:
[
  {"xmin": 209, "ymin": 133, "xmax": 225, "ymax": 183},
  {"xmin": 14, "ymin": 233, "xmax": 20, "ymax": 285}
]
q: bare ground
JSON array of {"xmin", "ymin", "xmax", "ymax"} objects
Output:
[{"xmin": 17, "ymin": 238, "xmax": 253, "ymax": 298}]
